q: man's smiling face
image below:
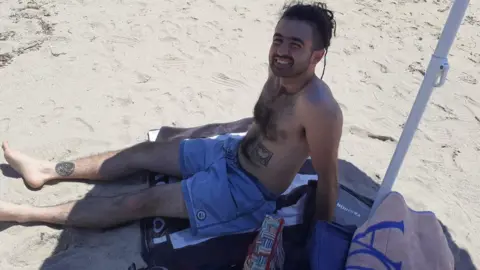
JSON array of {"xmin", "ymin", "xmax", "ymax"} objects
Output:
[{"xmin": 269, "ymin": 18, "xmax": 318, "ymax": 78}]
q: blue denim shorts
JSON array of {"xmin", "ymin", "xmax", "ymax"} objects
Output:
[{"xmin": 179, "ymin": 134, "xmax": 277, "ymax": 237}]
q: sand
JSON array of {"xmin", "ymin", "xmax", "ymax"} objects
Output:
[{"xmin": 0, "ymin": 0, "xmax": 479, "ymax": 269}]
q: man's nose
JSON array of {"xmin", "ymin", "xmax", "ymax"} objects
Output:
[{"xmin": 276, "ymin": 42, "xmax": 289, "ymax": 56}]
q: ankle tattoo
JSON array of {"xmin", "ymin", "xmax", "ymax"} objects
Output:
[{"xmin": 55, "ymin": 162, "xmax": 75, "ymax": 177}]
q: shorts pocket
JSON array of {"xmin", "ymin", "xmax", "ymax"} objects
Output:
[{"xmin": 227, "ymin": 179, "xmax": 266, "ymax": 217}]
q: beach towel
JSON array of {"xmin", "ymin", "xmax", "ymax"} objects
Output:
[
  {"xmin": 345, "ymin": 191, "xmax": 455, "ymax": 270},
  {"xmin": 129, "ymin": 121, "xmax": 375, "ymax": 270}
]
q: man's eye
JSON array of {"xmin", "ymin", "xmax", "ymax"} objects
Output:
[
  {"xmin": 291, "ymin": 43, "xmax": 301, "ymax": 49},
  {"xmin": 273, "ymin": 38, "xmax": 282, "ymax": 44}
]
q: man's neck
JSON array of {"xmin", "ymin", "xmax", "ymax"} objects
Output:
[{"xmin": 280, "ymin": 73, "xmax": 316, "ymax": 94}]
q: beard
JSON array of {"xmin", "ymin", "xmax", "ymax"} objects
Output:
[{"xmin": 269, "ymin": 54, "xmax": 310, "ymax": 78}]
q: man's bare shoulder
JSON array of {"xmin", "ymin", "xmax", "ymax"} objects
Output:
[
  {"xmin": 297, "ymin": 79, "xmax": 343, "ymax": 156},
  {"xmin": 298, "ymin": 79, "xmax": 342, "ymax": 123}
]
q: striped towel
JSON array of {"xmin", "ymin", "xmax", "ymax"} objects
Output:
[{"xmin": 345, "ymin": 192, "xmax": 454, "ymax": 270}]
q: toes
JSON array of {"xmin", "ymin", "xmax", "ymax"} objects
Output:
[{"xmin": 2, "ymin": 141, "xmax": 8, "ymax": 152}]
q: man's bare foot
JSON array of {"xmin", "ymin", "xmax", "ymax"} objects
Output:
[{"xmin": 2, "ymin": 142, "xmax": 55, "ymax": 189}]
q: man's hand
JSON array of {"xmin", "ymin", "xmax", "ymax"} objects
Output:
[{"xmin": 299, "ymin": 94, "xmax": 343, "ymax": 221}]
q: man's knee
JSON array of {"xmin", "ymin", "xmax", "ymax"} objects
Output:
[
  {"xmin": 119, "ymin": 191, "xmax": 157, "ymax": 218},
  {"xmin": 120, "ymin": 184, "xmax": 186, "ymax": 218},
  {"xmin": 128, "ymin": 141, "xmax": 182, "ymax": 176}
]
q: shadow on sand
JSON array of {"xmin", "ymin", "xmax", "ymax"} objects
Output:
[{"xmin": 0, "ymin": 159, "xmax": 476, "ymax": 269}]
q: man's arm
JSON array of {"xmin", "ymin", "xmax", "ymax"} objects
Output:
[{"xmin": 301, "ymin": 100, "xmax": 343, "ymax": 221}]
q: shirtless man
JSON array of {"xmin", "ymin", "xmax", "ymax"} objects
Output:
[{"xmin": 0, "ymin": 2, "xmax": 342, "ymax": 236}]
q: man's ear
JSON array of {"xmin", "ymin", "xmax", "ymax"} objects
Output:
[{"xmin": 311, "ymin": 49, "xmax": 325, "ymax": 65}]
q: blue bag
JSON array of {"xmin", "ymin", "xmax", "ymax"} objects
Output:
[{"xmin": 308, "ymin": 222, "xmax": 356, "ymax": 270}]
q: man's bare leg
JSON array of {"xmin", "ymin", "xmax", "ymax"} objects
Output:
[
  {"xmin": 0, "ymin": 182, "xmax": 187, "ymax": 228},
  {"xmin": 2, "ymin": 140, "xmax": 182, "ymax": 189}
]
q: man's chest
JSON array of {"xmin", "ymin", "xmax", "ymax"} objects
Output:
[
  {"xmin": 260, "ymin": 79, "xmax": 299, "ymax": 113},
  {"xmin": 253, "ymin": 81, "xmax": 304, "ymax": 140}
]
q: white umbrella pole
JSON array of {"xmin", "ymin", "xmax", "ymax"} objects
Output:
[{"xmin": 370, "ymin": 0, "xmax": 470, "ymax": 216}]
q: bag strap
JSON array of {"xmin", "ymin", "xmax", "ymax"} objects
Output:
[
  {"xmin": 274, "ymin": 184, "xmax": 310, "ymax": 212},
  {"xmin": 272, "ymin": 181, "xmax": 318, "ymax": 245},
  {"xmin": 300, "ymin": 181, "xmax": 318, "ymax": 241}
]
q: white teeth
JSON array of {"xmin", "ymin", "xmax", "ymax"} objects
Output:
[{"xmin": 276, "ymin": 58, "xmax": 290, "ymax": 64}]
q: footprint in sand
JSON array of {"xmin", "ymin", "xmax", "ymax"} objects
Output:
[
  {"xmin": 41, "ymin": 99, "xmax": 56, "ymax": 107},
  {"xmin": 0, "ymin": 53, "xmax": 14, "ymax": 68},
  {"xmin": 348, "ymin": 125, "xmax": 397, "ymax": 143},
  {"xmin": 37, "ymin": 17, "xmax": 54, "ymax": 35},
  {"xmin": 463, "ymin": 103, "xmax": 480, "ymax": 125},
  {"xmin": 0, "ymin": 118, "xmax": 11, "ymax": 132},
  {"xmin": 467, "ymin": 52, "xmax": 479, "ymax": 64},
  {"xmin": 89, "ymin": 21, "xmax": 109, "ymax": 36},
  {"xmin": 200, "ymin": 45, "xmax": 226, "ymax": 58},
  {"xmin": 135, "ymin": 72, "xmax": 151, "ymax": 84},
  {"xmin": 130, "ymin": 23, "xmax": 154, "ymax": 39},
  {"xmin": 465, "ymin": 15, "xmax": 480, "ymax": 26},
  {"xmin": 114, "ymin": 96, "xmax": 135, "ymax": 107},
  {"xmin": 108, "ymin": 35, "xmax": 139, "ymax": 47},
  {"xmin": 10, "ymin": 0, "xmax": 56, "ymax": 36},
  {"xmin": 0, "ymin": 31, "xmax": 16, "ymax": 41},
  {"xmin": 184, "ymin": 16, "xmax": 200, "ymax": 22},
  {"xmin": 13, "ymin": 39, "xmax": 45, "ymax": 56},
  {"xmin": 158, "ymin": 35, "xmax": 179, "ymax": 43},
  {"xmin": 161, "ymin": 20, "xmax": 181, "ymax": 35},
  {"xmin": 74, "ymin": 117, "xmax": 95, "ymax": 133},
  {"xmin": 461, "ymin": 95, "xmax": 480, "ymax": 108},
  {"xmin": 459, "ymin": 73, "xmax": 477, "ymax": 85},
  {"xmin": 30, "ymin": 115, "xmax": 48, "ymax": 127},
  {"xmin": 407, "ymin": 61, "xmax": 426, "ymax": 76},
  {"xmin": 210, "ymin": 72, "xmax": 249, "ymax": 89},
  {"xmin": 358, "ymin": 70, "xmax": 372, "ymax": 84},
  {"xmin": 233, "ymin": 5, "xmax": 249, "ymax": 13},
  {"xmin": 343, "ymin": 44, "xmax": 361, "ymax": 56},
  {"xmin": 205, "ymin": 21, "xmax": 220, "ymax": 32},
  {"xmin": 53, "ymin": 107, "xmax": 64, "ymax": 116},
  {"xmin": 208, "ymin": 0, "xmax": 226, "ymax": 11},
  {"xmin": 153, "ymin": 54, "xmax": 186, "ymax": 70},
  {"xmin": 373, "ymin": 61, "xmax": 389, "ymax": 73},
  {"xmin": 456, "ymin": 39, "xmax": 477, "ymax": 54},
  {"xmin": 432, "ymin": 103, "xmax": 459, "ymax": 121},
  {"xmin": 451, "ymin": 147, "xmax": 462, "ymax": 172},
  {"xmin": 393, "ymin": 86, "xmax": 408, "ymax": 100},
  {"xmin": 6, "ymin": 233, "xmax": 60, "ymax": 266},
  {"xmin": 105, "ymin": 95, "xmax": 134, "ymax": 107}
]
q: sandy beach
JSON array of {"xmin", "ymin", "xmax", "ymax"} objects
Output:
[{"xmin": 0, "ymin": 0, "xmax": 479, "ymax": 269}]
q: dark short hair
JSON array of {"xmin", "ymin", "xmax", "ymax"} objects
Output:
[{"xmin": 280, "ymin": 1, "xmax": 336, "ymax": 50}]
